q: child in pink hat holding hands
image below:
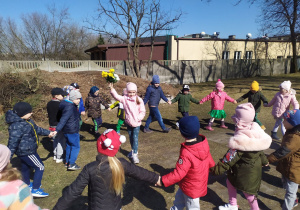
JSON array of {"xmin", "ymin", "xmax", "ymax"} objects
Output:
[
  {"xmin": 109, "ymin": 82, "xmax": 146, "ymax": 164},
  {"xmin": 200, "ymin": 79, "xmax": 237, "ymax": 130},
  {"xmin": 210, "ymin": 103, "xmax": 272, "ymax": 210}
]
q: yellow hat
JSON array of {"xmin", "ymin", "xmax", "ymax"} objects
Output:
[{"xmin": 250, "ymin": 81, "xmax": 259, "ymax": 91}]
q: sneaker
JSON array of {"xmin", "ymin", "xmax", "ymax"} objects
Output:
[
  {"xmin": 56, "ymin": 158, "xmax": 63, "ymax": 163},
  {"xmin": 116, "ymin": 131, "xmax": 121, "ymax": 135},
  {"xmin": 28, "ymin": 182, "xmax": 33, "ymax": 190},
  {"xmin": 31, "ymin": 188, "xmax": 49, "ymax": 198},
  {"xmin": 261, "ymin": 125, "xmax": 266, "ymax": 130},
  {"xmin": 143, "ymin": 128, "xmax": 153, "ymax": 133},
  {"xmin": 163, "ymin": 127, "xmax": 172, "ymax": 133},
  {"xmin": 127, "ymin": 150, "xmax": 133, "ymax": 158},
  {"xmin": 205, "ymin": 126, "xmax": 214, "ymax": 131},
  {"xmin": 218, "ymin": 203, "xmax": 238, "ymax": 210},
  {"xmin": 294, "ymin": 199, "xmax": 298, "ymax": 208},
  {"xmin": 53, "ymin": 156, "xmax": 57, "ymax": 161},
  {"xmin": 176, "ymin": 122, "xmax": 180, "ymax": 128},
  {"xmin": 68, "ymin": 163, "xmax": 81, "ymax": 171},
  {"xmin": 132, "ymin": 153, "xmax": 139, "ymax": 164}
]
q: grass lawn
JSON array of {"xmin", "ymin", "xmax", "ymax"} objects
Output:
[{"xmin": 1, "ymin": 72, "xmax": 300, "ymax": 209}]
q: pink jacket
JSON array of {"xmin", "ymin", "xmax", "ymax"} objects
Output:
[
  {"xmin": 200, "ymin": 91, "xmax": 235, "ymax": 110},
  {"xmin": 111, "ymin": 88, "xmax": 146, "ymax": 127},
  {"xmin": 266, "ymin": 90, "xmax": 299, "ymax": 118}
]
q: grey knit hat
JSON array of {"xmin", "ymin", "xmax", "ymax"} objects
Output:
[{"xmin": 69, "ymin": 90, "xmax": 82, "ymax": 101}]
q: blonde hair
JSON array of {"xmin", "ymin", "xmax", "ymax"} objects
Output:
[
  {"xmin": 0, "ymin": 164, "xmax": 21, "ymax": 181},
  {"xmin": 107, "ymin": 156, "xmax": 125, "ymax": 195}
]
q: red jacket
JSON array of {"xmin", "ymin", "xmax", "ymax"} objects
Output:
[{"xmin": 162, "ymin": 135, "xmax": 215, "ymax": 198}]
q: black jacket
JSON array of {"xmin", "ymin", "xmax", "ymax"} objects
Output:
[
  {"xmin": 53, "ymin": 155, "xmax": 159, "ymax": 210},
  {"xmin": 46, "ymin": 99, "xmax": 62, "ymax": 127},
  {"xmin": 236, "ymin": 91, "xmax": 268, "ymax": 113}
]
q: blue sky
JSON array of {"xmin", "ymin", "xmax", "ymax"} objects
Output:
[{"xmin": 0, "ymin": 0, "xmax": 262, "ymax": 39}]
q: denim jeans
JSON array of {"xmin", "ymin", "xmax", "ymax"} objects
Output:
[
  {"xmin": 170, "ymin": 188, "xmax": 200, "ymax": 210},
  {"xmin": 127, "ymin": 125, "xmax": 140, "ymax": 154},
  {"xmin": 282, "ymin": 176, "xmax": 299, "ymax": 210},
  {"xmin": 64, "ymin": 133, "xmax": 80, "ymax": 165},
  {"xmin": 145, "ymin": 107, "xmax": 166, "ymax": 130}
]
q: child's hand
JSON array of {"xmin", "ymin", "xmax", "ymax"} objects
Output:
[
  {"xmin": 108, "ymin": 108, "xmax": 112, "ymax": 111},
  {"xmin": 199, "ymin": 101, "xmax": 203, "ymax": 105},
  {"xmin": 233, "ymin": 100, "xmax": 237, "ymax": 104},
  {"xmin": 264, "ymin": 162, "xmax": 269, "ymax": 167},
  {"xmin": 155, "ymin": 176, "xmax": 162, "ymax": 186},
  {"xmin": 263, "ymin": 103, "xmax": 268, "ymax": 107},
  {"xmin": 81, "ymin": 111, "xmax": 86, "ymax": 116},
  {"xmin": 167, "ymin": 100, "xmax": 172, "ymax": 105},
  {"xmin": 49, "ymin": 131, "xmax": 57, "ymax": 138},
  {"xmin": 108, "ymin": 83, "xmax": 114, "ymax": 89}
]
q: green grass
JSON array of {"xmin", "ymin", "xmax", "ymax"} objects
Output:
[{"xmin": 2, "ymin": 72, "xmax": 300, "ymax": 209}]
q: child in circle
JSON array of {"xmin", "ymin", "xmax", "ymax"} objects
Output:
[
  {"xmin": 236, "ymin": 81, "xmax": 268, "ymax": 130},
  {"xmin": 210, "ymin": 103, "xmax": 271, "ymax": 210},
  {"xmin": 53, "ymin": 129, "xmax": 159, "ymax": 210},
  {"xmin": 264, "ymin": 80, "xmax": 299, "ymax": 140},
  {"xmin": 200, "ymin": 79, "xmax": 237, "ymax": 131},
  {"xmin": 85, "ymin": 86, "xmax": 110, "ymax": 135},
  {"xmin": 109, "ymin": 82, "xmax": 146, "ymax": 164}
]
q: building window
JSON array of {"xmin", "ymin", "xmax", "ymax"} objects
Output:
[
  {"xmin": 234, "ymin": 51, "xmax": 241, "ymax": 60},
  {"xmin": 222, "ymin": 51, "xmax": 230, "ymax": 60},
  {"xmin": 245, "ymin": 51, "xmax": 253, "ymax": 60},
  {"xmin": 277, "ymin": 56, "xmax": 283, "ymax": 60}
]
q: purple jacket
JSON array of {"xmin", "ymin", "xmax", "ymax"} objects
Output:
[
  {"xmin": 266, "ymin": 90, "xmax": 299, "ymax": 118},
  {"xmin": 200, "ymin": 91, "xmax": 235, "ymax": 110}
]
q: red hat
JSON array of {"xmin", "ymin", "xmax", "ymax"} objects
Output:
[{"xmin": 97, "ymin": 129, "xmax": 126, "ymax": 157}]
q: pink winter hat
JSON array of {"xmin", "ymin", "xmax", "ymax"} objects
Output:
[
  {"xmin": 0, "ymin": 144, "xmax": 11, "ymax": 172},
  {"xmin": 215, "ymin": 79, "xmax": 224, "ymax": 90},
  {"xmin": 231, "ymin": 103, "xmax": 255, "ymax": 128},
  {"xmin": 126, "ymin": 82, "xmax": 137, "ymax": 92}
]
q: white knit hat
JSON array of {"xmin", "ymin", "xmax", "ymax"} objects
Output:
[{"xmin": 280, "ymin": 80, "xmax": 291, "ymax": 91}]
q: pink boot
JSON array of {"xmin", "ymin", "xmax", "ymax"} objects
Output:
[
  {"xmin": 220, "ymin": 121, "xmax": 228, "ymax": 129},
  {"xmin": 205, "ymin": 122, "xmax": 214, "ymax": 131}
]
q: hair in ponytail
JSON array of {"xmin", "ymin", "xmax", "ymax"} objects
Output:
[
  {"xmin": 107, "ymin": 156, "xmax": 125, "ymax": 195},
  {"xmin": 0, "ymin": 164, "xmax": 22, "ymax": 181}
]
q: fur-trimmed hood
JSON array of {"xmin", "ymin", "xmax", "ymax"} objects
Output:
[{"xmin": 228, "ymin": 122, "xmax": 272, "ymax": 151}]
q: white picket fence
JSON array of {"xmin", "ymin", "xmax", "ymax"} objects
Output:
[{"xmin": 0, "ymin": 60, "xmax": 124, "ymax": 72}]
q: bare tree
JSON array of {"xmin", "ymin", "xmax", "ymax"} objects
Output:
[
  {"xmin": 237, "ymin": 0, "xmax": 299, "ymax": 72},
  {"xmin": 89, "ymin": 0, "xmax": 182, "ymax": 77}
]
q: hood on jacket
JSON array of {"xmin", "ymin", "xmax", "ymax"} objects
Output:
[
  {"xmin": 228, "ymin": 122, "xmax": 272, "ymax": 151},
  {"xmin": 182, "ymin": 135, "xmax": 211, "ymax": 161},
  {"xmin": 5, "ymin": 110, "xmax": 23, "ymax": 125}
]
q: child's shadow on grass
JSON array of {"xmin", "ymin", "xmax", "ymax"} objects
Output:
[
  {"xmin": 150, "ymin": 163, "xmax": 176, "ymax": 193},
  {"xmin": 40, "ymin": 137, "xmax": 53, "ymax": 161},
  {"xmin": 122, "ymin": 177, "xmax": 167, "ymax": 210}
]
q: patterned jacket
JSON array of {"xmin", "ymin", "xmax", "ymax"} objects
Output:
[
  {"xmin": 6, "ymin": 110, "xmax": 50, "ymax": 159},
  {"xmin": 85, "ymin": 93, "xmax": 109, "ymax": 119},
  {"xmin": 0, "ymin": 180, "xmax": 42, "ymax": 210}
]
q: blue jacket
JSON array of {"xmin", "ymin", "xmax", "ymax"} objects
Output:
[
  {"xmin": 56, "ymin": 100, "xmax": 80, "ymax": 134},
  {"xmin": 78, "ymin": 98, "xmax": 85, "ymax": 114},
  {"xmin": 6, "ymin": 110, "xmax": 50, "ymax": 159},
  {"xmin": 143, "ymin": 85, "xmax": 168, "ymax": 107}
]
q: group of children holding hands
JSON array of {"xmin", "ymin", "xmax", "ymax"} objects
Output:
[{"xmin": 1, "ymin": 74, "xmax": 300, "ymax": 210}]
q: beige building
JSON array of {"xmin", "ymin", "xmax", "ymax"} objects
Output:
[{"xmin": 167, "ymin": 35, "xmax": 300, "ymax": 61}]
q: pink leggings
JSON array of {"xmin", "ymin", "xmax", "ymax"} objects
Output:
[{"xmin": 227, "ymin": 179, "xmax": 259, "ymax": 210}]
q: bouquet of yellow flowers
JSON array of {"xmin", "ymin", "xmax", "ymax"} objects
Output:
[{"xmin": 102, "ymin": 69, "xmax": 120, "ymax": 83}]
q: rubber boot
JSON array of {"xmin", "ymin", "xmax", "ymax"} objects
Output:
[
  {"xmin": 205, "ymin": 122, "xmax": 214, "ymax": 131},
  {"xmin": 220, "ymin": 121, "xmax": 228, "ymax": 129},
  {"xmin": 271, "ymin": 131, "xmax": 280, "ymax": 140}
]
